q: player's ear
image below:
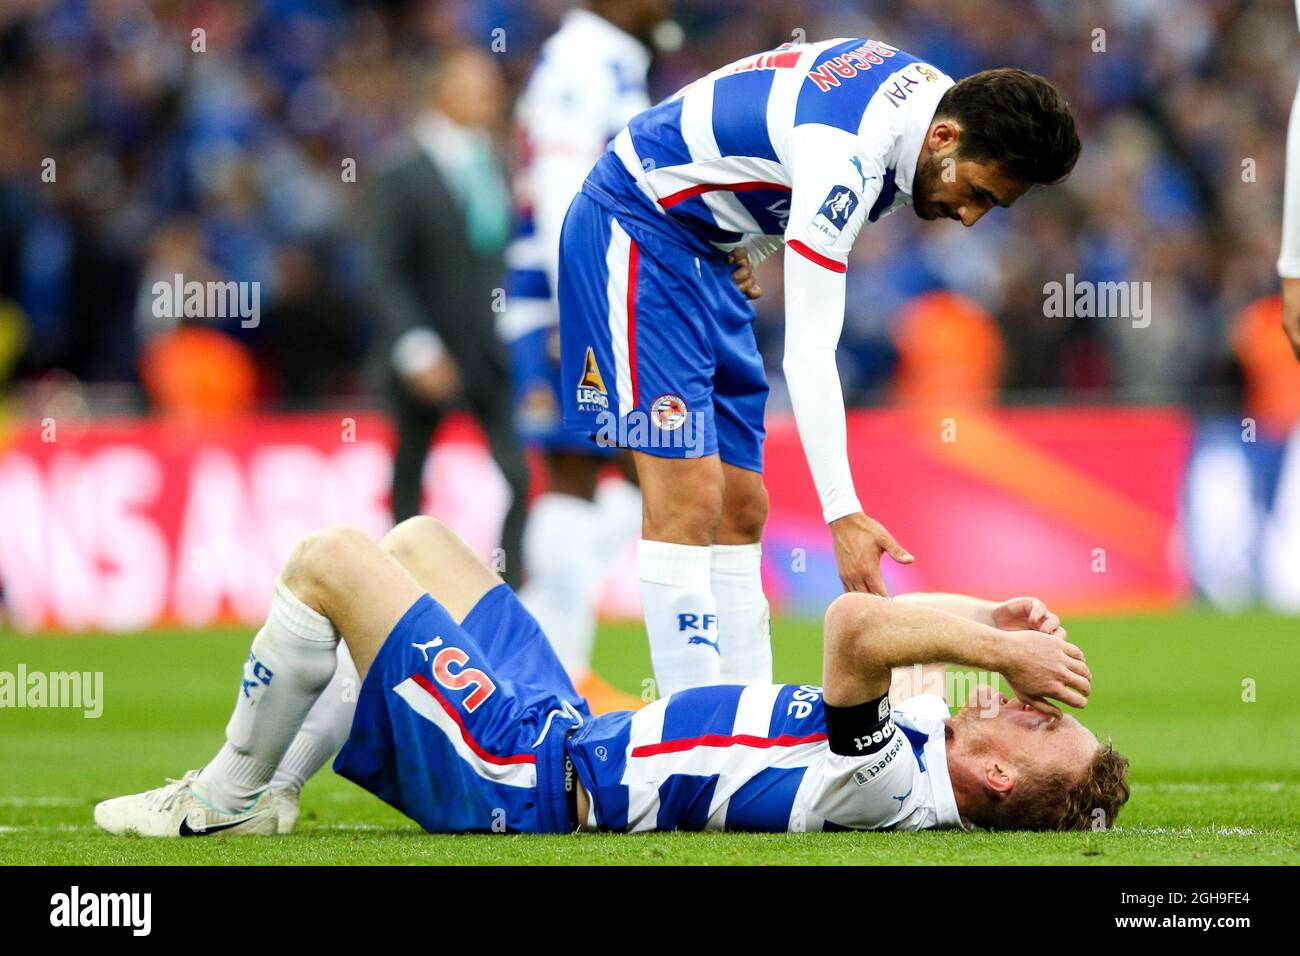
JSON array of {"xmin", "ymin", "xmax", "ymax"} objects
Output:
[
  {"xmin": 983, "ymin": 761, "xmax": 1015, "ymax": 797},
  {"xmin": 927, "ymin": 119, "xmax": 960, "ymax": 153}
]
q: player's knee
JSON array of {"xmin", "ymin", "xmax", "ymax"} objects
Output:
[
  {"xmin": 546, "ymin": 452, "xmax": 600, "ymax": 500},
  {"xmin": 284, "ymin": 524, "xmax": 370, "ymax": 601},
  {"xmin": 381, "ymin": 515, "xmax": 451, "ymax": 562},
  {"xmin": 724, "ymin": 484, "xmax": 768, "ymax": 541},
  {"xmin": 643, "ymin": 476, "xmax": 724, "ymax": 543}
]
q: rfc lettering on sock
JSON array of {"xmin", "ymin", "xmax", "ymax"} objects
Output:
[{"xmin": 49, "ymin": 886, "xmax": 151, "ymax": 936}]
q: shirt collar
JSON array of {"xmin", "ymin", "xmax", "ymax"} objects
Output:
[
  {"xmin": 413, "ymin": 109, "xmax": 486, "ymax": 180},
  {"xmin": 928, "ymin": 725, "xmax": 971, "ymax": 830},
  {"xmin": 562, "ymin": 8, "xmax": 652, "ymax": 74},
  {"xmin": 890, "ymin": 66, "xmax": 955, "ymax": 198}
]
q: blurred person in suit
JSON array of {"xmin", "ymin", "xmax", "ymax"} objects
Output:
[{"xmin": 364, "ymin": 45, "xmax": 527, "ymax": 588}]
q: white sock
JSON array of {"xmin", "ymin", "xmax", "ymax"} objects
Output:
[
  {"xmin": 595, "ymin": 478, "xmax": 643, "ymax": 565},
  {"xmin": 639, "ymin": 539, "xmax": 719, "ymax": 696},
  {"xmin": 198, "ymin": 580, "xmax": 339, "ymax": 811},
  {"xmin": 269, "ymin": 642, "xmax": 360, "ymax": 793},
  {"xmin": 518, "ymin": 492, "xmax": 604, "ymax": 679},
  {"xmin": 712, "ymin": 543, "xmax": 773, "ymax": 685}
]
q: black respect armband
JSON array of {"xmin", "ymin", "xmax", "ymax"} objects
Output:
[{"xmin": 824, "ymin": 693, "xmax": 896, "ymax": 757}]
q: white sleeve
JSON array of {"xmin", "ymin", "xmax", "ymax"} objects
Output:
[
  {"xmin": 781, "ymin": 127, "xmax": 885, "ymax": 523},
  {"xmin": 1282, "ymin": 55, "xmax": 1300, "ymax": 275},
  {"xmin": 391, "ymin": 327, "xmax": 444, "ymax": 376}
]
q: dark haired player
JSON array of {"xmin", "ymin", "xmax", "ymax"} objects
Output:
[{"xmin": 556, "ymin": 39, "xmax": 1082, "ymax": 695}]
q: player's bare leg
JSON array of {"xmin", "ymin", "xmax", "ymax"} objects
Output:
[
  {"xmin": 634, "ymin": 451, "xmax": 725, "ymax": 695},
  {"xmin": 713, "ymin": 463, "xmax": 773, "ymax": 684},
  {"xmin": 518, "ymin": 452, "xmax": 642, "ymax": 712},
  {"xmin": 374, "ymin": 516, "xmax": 502, "ymax": 630},
  {"xmin": 258, "ymin": 517, "xmax": 512, "ymax": 832},
  {"xmin": 94, "ymin": 525, "xmax": 426, "ymax": 837},
  {"xmin": 258, "ymin": 473, "xmax": 764, "ymax": 832}
]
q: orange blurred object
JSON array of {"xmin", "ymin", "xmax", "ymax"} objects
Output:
[
  {"xmin": 575, "ymin": 672, "xmax": 645, "ymax": 715},
  {"xmin": 139, "ymin": 327, "xmax": 258, "ymax": 420},
  {"xmin": 1231, "ymin": 295, "xmax": 1300, "ymax": 439},
  {"xmin": 890, "ymin": 290, "xmax": 1005, "ymax": 405}
]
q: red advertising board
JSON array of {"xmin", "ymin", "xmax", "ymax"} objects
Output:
[
  {"xmin": 762, "ymin": 406, "xmax": 1193, "ymax": 616},
  {"xmin": 0, "ymin": 407, "xmax": 1193, "ymax": 631}
]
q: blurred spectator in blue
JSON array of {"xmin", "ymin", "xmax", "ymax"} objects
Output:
[{"xmin": 0, "ymin": 0, "xmax": 1291, "ymax": 412}]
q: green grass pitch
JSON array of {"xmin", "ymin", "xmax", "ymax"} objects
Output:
[{"xmin": 1, "ymin": 609, "xmax": 1297, "ymax": 865}]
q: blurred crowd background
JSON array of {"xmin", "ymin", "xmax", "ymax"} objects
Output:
[{"xmin": 0, "ymin": 0, "xmax": 1296, "ymax": 420}]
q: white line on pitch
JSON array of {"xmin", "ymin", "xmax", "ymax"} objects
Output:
[
  {"xmin": 0, "ymin": 796, "xmax": 85, "ymax": 807},
  {"xmin": 0, "ymin": 824, "xmax": 93, "ymax": 833}
]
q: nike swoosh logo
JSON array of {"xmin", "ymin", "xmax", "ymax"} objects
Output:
[{"xmin": 179, "ymin": 809, "xmax": 269, "ymax": 837}]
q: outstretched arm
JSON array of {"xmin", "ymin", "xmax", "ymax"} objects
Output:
[
  {"xmin": 821, "ymin": 593, "xmax": 1090, "ymax": 718},
  {"xmin": 782, "ymin": 130, "xmax": 913, "ymax": 595}
]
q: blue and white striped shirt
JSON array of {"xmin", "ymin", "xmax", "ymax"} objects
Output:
[
  {"xmin": 567, "ymin": 685, "xmax": 965, "ymax": 833},
  {"xmin": 581, "ymin": 38, "xmax": 955, "ymax": 523},
  {"xmin": 591, "ymin": 37, "xmax": 952, "ymax": 265}
]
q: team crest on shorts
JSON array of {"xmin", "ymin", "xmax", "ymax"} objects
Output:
[
  {"xmin": 575, "ymin": 347, "xmax": 609, "ymax": 411},
  {"xmin": 651, "ymin": 394, "xmax": 689, "ymax": 431},
  {"xmin": 519, "ymin": 383, "xmax": 559, "ymax": 430}
]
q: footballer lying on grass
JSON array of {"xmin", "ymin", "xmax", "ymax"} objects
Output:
[{"xmin": 95, "ymin": 518, "xmax": 1129, "ymax": 836}]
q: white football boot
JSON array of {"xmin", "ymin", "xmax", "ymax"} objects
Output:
[
  {"xmin": 94, "ymin": 770, "xmax": 278, "ymax": 837},
  {"xmin": 269, "ymin": 787, "xmax": 301, "ymax": 834}
]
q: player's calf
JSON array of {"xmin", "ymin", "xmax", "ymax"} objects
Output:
[{"xmin": 95, "ymin": 524, "xmax": 423, "ymax": 837}]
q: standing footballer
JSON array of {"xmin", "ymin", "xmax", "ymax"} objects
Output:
[
  {"xmin": 1279, "ymin": 0, "xmax": 1300, "ymax": 359},
  {"xmin": 502, "ymin": 1, "xmax": 670, "ymax": 713},
  {"xmin": 557, "ymin": 38, "xmax": 1080, "ymax": 695}
]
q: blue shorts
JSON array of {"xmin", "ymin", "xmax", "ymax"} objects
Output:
[
  {"xmin": 508, "ymin": 322, "xmax": 622, "ymax": 457},
  {"xmin": 333, "ymin": 585, "xmax": 590, "ymax": 834},
  {"xmin": 557, "ymin": 169, "xmax": 769, "ymax": 473}
]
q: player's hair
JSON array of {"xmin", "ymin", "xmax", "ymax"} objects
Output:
[
  {"xmin": 935, "ymin": 68, "xmax": 1081, "ymax": 185},
  {"xmin": 983, "ymin": 738, "xmax": 1131, "ymax": 831}
]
